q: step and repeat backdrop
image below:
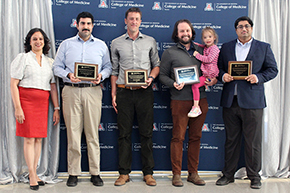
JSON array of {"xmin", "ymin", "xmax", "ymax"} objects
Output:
[{"xmin": 51, "ymin": 0, "xmax": 248, "ymax": 172}]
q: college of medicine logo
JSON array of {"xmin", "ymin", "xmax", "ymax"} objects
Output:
[
  {"xmin": 204, "ymin": 3, "xmax": 214, "ymax": 11},
  {"xmin": 153, "ymin": 123, "xmax": 158, "ymax": 131},
  {"xmin": 70, "ymin": 19, "xmax": 77, "ymax": 27},
  {"xmin": 152, "ymin": 2, "xmax": 162, "ymax": 10},
  {"xmin": 202, "ymin": 123, "xmax": 210, "ymax": 132},
  {"xmin": 98, "ymin": 123, "xmax": 105, "ymax": 131},
  {"xmin": 152, "ymin": 83, "xmax": 159, "ymax": 91},
  {"xmin": 100, "ymin": 82, "xmax": 106, "ymax": 91},
  {"xmin": 99, "ymin": 0, "xmax": 108, "ymax": 8}
]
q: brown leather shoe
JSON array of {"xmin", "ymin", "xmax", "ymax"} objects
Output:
[
  {"xmin": 143, "ymin": 175, "xmax": 157, "ymax": 186},
  {"xmin": 172, "ymin": 174, "xmax": 183, "ymax": 187},
  {"xmin": 187, "ymin": 172, "xmax": 205, "ymax": 186},
  {"xmin": 114, "ymin": 174, "xmax": 129, "ymax": 186}
]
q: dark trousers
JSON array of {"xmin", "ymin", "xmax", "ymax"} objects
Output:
[
  {"xmin": 116, "ymin": 87, "xmax": 154, "ymax": 176},
  {"xmin": 222, "ymin": 96, "xmax": 263, "ymax": 180},
  {"xmin": 170, "ymin": 98, "xmax": 208, "ymax": 175}
]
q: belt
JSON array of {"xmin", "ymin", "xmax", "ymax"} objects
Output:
[
  {"xmin": 64, "ymin": 82, "xmax": 98, "ymax": 87},
  {"xmin": 117, "ymin": 84, "xmax": 142, "ymax": 90}
]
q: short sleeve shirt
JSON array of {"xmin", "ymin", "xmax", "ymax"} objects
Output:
[{"xmin": 11, "ymin": 51, "xmax": 55, "ymax": 91}]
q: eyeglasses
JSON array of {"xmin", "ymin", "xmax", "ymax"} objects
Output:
[{"xmin": 236, "ymin": 24, "xmax": 251, "ymax": 29}]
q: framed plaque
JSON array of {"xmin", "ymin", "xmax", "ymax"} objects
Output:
[
  {"xmin": 74, "ymin": 62, "xmax": 98, "ymax": 81},
  {"xmin": 228, "ymin": 61, "xmax": 252, "ymax": 80},
  {"xmin": 124, "ymin": 69, "xmax": 148, "ymax": 87},
  {"xmin": 174, "ymin": 65, "xmax": 200, "ymax": 85}
]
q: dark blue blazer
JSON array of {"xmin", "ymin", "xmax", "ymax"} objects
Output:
[{"xmin": 217, "ymin": 38, "xmax": 278, "ymax": 109}]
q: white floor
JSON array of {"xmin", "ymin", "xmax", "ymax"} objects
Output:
[{"xmin": 0, "ymin": 171, "xmax": 289, "ymax": 193}]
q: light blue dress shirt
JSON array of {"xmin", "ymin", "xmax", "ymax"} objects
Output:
[
  {"xmin": 235, "ymin": 38, "xmax": 253, "ymax": 61},
  {"xmin": 53, "ymin": 33, "xmax": 112, "ymax": 83}
]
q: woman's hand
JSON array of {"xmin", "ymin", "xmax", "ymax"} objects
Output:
[
  {"xmin": 15, "ymin": 107, "xmax": 25, "ymax": 124},
  {"xmin": 53, "ymin": 110, "xmax": 60, "ymax": 126}
]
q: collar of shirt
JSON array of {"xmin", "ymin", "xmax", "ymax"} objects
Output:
[
  {"xmin": 179, "ymin": 41, "xmax": 195, "ymax": 55},
  {"xmin": 125, "ymin": 31, "xmax": 144, "ymax": 40},
  {"xmin": 76, "ymin": 33, "xmax": 95, "ymax": 42},
  {"xmin": 29, "ymin": 50, "xmax": 44, "ymax": 58},
  {"xmin": 235, "ymin": 38, "xmax": 253, "ymax": 61}
]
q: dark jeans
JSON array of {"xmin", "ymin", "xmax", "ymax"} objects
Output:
[
  {"xmin": 116, "ymin": 87, "xmax": 154, "ymax": 176},
  {"xmin": 222, "ymin": 96, "xmax": 263, "ymax": 180},
  {"xmin": 170, "ymin": 98, "xmax": 208, "ymax": 175}
]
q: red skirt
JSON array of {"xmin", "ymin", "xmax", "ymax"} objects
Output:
[{"xmin": 16, "ymin": 87, "xmax": 50, "ymax": 138}]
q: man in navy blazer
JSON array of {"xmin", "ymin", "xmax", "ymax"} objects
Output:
[{"xmin": 216, "ymin": 16, "xmax": 278, "ymax": 189}]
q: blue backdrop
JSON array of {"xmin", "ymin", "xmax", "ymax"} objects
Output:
[{"xmin": 51, "ymin": 0, "xmax": 248, "ymax": 172}]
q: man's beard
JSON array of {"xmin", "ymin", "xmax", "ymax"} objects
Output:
[{"xmin": 178, "ymin": 35, "xmax": 192, "ymax": 44}]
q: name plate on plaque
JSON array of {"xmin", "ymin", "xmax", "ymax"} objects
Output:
[
  {"xmin": 174, "ymin": 65, "xmax": 200, "ymax": 85},
  {"xmin": 74, "ymin": 62, "xmax": 98, "ymax": 81},
  {"xmin": 124, "ymin": 69, "xmax": 148, "ymax": 87},
  {"xmin": 228, "ymin": 61, "xmax": 252, "ymax": 80}
]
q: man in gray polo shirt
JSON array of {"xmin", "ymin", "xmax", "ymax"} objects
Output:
[{"xmin": 110, "ymin": 7, "xmax": 160, "ymax": 187}]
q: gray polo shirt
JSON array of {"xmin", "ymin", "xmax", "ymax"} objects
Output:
[{"xmin": 111, "ymin": 32, "xmax": 160, "ymax": 85}]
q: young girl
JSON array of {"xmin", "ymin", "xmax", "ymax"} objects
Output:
[{"xmin": 188, "ymin": 27, "xmax": 220, "ymax": 117}]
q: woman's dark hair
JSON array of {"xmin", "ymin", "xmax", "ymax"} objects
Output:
[
  {"xmin": 171, "ymin": 19, "xmax": 196, "ymax": 43},
  {"xmin": 234, "ymin": 16, "xmax": 253, "ymax": 28},
  {"xmin": 77, "ymin": 11, "xmax": 94, "ymax": 24},
  {"xmin": 24, "ymin": 28, "xmax": 50, "ymax": 54},
  {"xmin": 125, "ymin": 7, "xmax": 142, "ymax": 19}
]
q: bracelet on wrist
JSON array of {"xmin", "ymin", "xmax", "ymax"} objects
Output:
[
  {"xmin": 54, "ymin": 107, "xmax": 60, "ymax": 110},
  {"xmin": 148, "ymin": 76, "xmax": 155, "ymax": 81}
]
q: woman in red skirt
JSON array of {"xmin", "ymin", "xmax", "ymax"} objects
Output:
[{"xmin": 10, "ymin": 28, "xmax": 60, "ymax": 191}]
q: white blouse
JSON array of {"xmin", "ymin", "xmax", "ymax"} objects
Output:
[{"xmin": 11, "ymin": 51, "xmax": 56, "ymax": 91}]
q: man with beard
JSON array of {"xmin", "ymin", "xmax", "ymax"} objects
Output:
[
  {"xmin": 53, "ymin": 12, "xmax": 112, "ymax": 187},
  {"xmin": 215, "ymin": 16, "xmax": 278, "ymax": 189},
  {"xmin": 159, "ymin": 19, "xmax": 217, "ymax": 187}
]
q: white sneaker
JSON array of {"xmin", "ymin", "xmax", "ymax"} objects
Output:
[{"xmin": 188, "ymin": 106, "xmax": 202, "ymax": 117}]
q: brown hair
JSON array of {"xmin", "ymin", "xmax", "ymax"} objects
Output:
[
  {"xmin": 24, "ymin": 28, "xmax": 50, "ymax": 55},
  {"xmin": 201, "ymin": 27, "xmax": 218, "ymax": 45},
  {"xmin": 171, "ymin": 19, "xmax": 196, "ymax": 43},
  {"xmin": 125, "ymin": 7, "xmax": 142, "ymax": 19}
]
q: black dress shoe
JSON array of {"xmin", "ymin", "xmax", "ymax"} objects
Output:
[
  {"xmin": 216, "ymin": 176, "xmax": 235, "ymax": 186},
  {"xmin": 30, "ymin": 184, "xmax": 39, "ymax": 190},
  {"xmin": 37, "ymin": 180, "xmax": 45, "ymax": 186},
  {"xmin": 66, "ymin": 175, "xmax": 78, "ymax": 187},
  {"xmin": 91, "ymin": 175, "xmax": 103, "ymax": 186},
  {"xmin": 250, "ymin": 179, "xmax": 261, "ymax": 189}
]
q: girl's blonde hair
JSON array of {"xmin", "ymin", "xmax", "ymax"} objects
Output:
[{"xmin": 201, "ymin": 27, "xmax": 218, "ymax": 45}]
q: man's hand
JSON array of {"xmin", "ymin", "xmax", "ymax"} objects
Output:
[
  {"xmin": 112, "ymin": 94, "xmax": 118, "ymax": 113},
  {"xmin": 68, "ymin": 73, "xmax": 81, "ymax": 83},
  {"xmin": 223, "ymin": 73, "xmax": 234, "ymax": 83},
  {"xmin": 141, "ymin": 76, "xmax": 154, "ymax": 89},
  {"xmin": 91, "ymin": 73, "xmax": 102, "ymax": 85},
  {"xmin": 173, "ymin": 82, "xmax": 185, "ymax": 90},
  {"xmin": 205, "ymin": 77, "xmax": 218, "ymax": 86},
  {"xmin": 245, "ymin": 74, "xmax": 258, "ymax": 84}
]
